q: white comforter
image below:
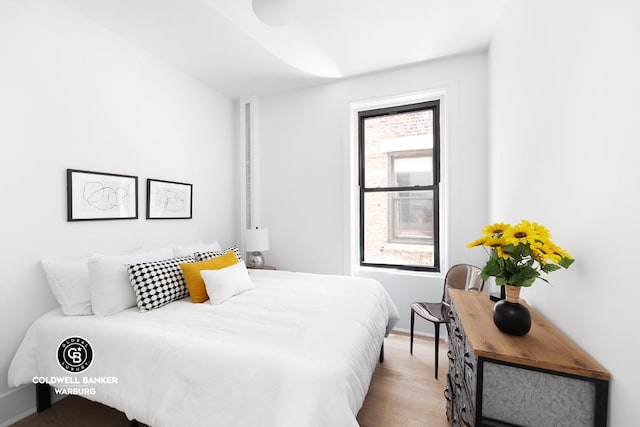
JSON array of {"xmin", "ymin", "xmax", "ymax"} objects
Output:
[{"xmin": 8, "ymin": 270, "xmax": 399, "ymax": 427}]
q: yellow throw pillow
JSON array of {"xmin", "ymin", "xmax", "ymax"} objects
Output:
[{"xmin": 179, "ymin": 251, "xmax": 239, "ymax": 303}]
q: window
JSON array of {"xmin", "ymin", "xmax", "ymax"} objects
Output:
[{"xmin": 358, "ymin": 101, "xmax": 440, "ymax": 271}]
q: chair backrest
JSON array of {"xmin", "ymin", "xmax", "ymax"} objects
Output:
[{"xmin": 442, "ymin": 264, "xmax": 484, "ymax": 304}]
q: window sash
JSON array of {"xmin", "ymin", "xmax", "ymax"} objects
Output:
[{"xmin": 389, "ymin": 191, "xmax": 434, "ymax": 244}]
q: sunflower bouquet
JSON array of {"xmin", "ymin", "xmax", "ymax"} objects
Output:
[{"xmin": 467, "ymin": 220, "xmax": 574, "ymax": 287}]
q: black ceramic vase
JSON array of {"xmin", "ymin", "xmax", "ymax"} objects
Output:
[{"xmin": 492, "ymin": 285, "xmax": 531, "ymax": 336}]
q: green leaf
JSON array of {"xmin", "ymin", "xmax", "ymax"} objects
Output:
[
  {"xmin": 559, "ymin": 257, "xmax": 575, "ymax": 269},
  {"xmin": 509, "ymin": 265, "xmax": 539, "ymax": 287},
  {"xmin": 541, "ymin": 264, "xmax": 561, "ymax": 273},
  {"xmin": 482, "ymin": 258, "xmax": 503, "ymax": 277}
]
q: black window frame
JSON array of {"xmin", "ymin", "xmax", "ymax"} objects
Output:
[{"xmin": 358, "ymin": 100, "xmax": 441, "ymax": 272}]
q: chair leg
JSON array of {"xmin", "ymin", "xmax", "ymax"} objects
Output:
[
  {"xmin": 410, "ymin": 309, "xmax": 415, "ymax": 355},
  {"xmin": 434, "ymin": 323, "xmax": 440, "ymax": 379}
]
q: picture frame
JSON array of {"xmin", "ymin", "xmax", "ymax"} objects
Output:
[
  {"xmin": 146, "ymin": 179, "xmax": 193, "ymax": 219},
  {"xmin": 67, "ymin": 169, "xmax": 138, "ymax": 221}
]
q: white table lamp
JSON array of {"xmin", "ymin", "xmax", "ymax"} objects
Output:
[{"xmin": 246, "ymin": 228, "xmax": 269, "ymax": 268}]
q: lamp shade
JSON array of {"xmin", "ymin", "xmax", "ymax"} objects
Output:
[{"xmin": 246, "ymin": 228, "xmax": 269, "ymax": 252}]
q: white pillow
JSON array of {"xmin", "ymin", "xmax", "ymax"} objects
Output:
[
  {"xmin": 41, "ymin": 258, "xmax": 92, "ymax": 316},
  {"xmin": 171, "ymin": 241, "xmax": 221, "ymax": 258},
  {"xmin": 201, "ymin": 261, "xmax": 255, "ymax": 305},
  {"xmin": 88, "ymin": 247, "xmax": 174, "ymax": 316}
]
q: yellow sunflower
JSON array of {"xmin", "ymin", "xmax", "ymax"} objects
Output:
[
  {"xmin": 482, "ymin": 222, "xmax": 511, "ymax": 237},
  {"xmin": 466, "ymin": 236, "xmax": 487, "ymax": 248},
  {"xmin": 496, "ymin": 245, "xmax": 511, "ymax": 260},
  {"xmin": 485, "ymin": 236, "xmax": 504, "ymax": 247},
  {"xmin": 531, "ymin": 221, "xmax": 551, "ymax": 241},
  {"xmin": 531, "ymin": 242, "xmax": 561, "ymax": 264},
  {"xmin": 502, "ymin": 221, "xmax": 537, "ymax": 246},
  {"xmin": 547, "ymin": 241, "xmax": 572, "ymax": 261},
  {"xmin": 530, "ymin": 246, "xmax": 546, "ymax": 265}
]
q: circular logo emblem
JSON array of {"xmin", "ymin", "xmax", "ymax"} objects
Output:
[{"xmin": 57, "ymin": 337, "xmax": 93, "ymax": 373}]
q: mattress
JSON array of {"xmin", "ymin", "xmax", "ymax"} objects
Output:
[{"xmin": 8, "ymin": 269, "xmax": 399, "ymax": 427}]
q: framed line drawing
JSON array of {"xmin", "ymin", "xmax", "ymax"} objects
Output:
[
  {"xmin": 146, "ymin": 179, "xmax": 193, "ymax": 219},
  {"xmin": 67, "ymin": 169, "xmax": 138, "ymax": 221}
]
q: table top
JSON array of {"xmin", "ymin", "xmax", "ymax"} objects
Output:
[{"xmin": 449, "ymin": 289, "xmax": 610, "ymax": 381}]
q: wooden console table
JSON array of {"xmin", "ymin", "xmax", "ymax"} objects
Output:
[{"xmin": 445, "ymin": 289, "xmax": 610, "ymax": 426}]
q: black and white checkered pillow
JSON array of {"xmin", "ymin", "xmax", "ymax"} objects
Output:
[
  {"xmin": 194, "ymin": 245, "xmax": 242, "ymax": 262},
  {"xmin": 127, "ymin": 256, "xmax": 194, "ymax": 312}
]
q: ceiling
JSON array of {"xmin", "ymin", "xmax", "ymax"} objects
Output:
[{"xmin": 60, "ymin": 0, "xmax": 506, "ymax": 97}]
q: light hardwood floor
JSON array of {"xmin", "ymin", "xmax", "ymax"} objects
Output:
[
  {"xmin": 12, "ymin": 333, "xmax": 449, "ymax": 427},
  {"xmin": 357, "ymin": 332, "xmax": 449, "ymax": 427}
]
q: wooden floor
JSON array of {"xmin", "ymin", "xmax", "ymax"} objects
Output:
[
  {"xmin": 357, "ymin": 332, "xmax": 449, "ymax": 427},
  {"xmin": 11, "ymin": 333, "xmax": 449, "ymax": 427}
]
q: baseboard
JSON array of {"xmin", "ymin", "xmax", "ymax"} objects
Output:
[
  {"xmin": 391, "ymin": 327, "xmax": 448, "ymax": 342},
  {"xmin": 0, "ymin": 384, "xmax": 35, "ymax": 427},
  {"xmin": 393, "ymin": 327, "xmax": 429, "ymax": 337},
  {"xmin": 0, "ymin": 408, "xmax": 35, "ymax": 427},
  {"xmin": 0, "ymin": 384, "xmax": 66, "ymax": 426}
]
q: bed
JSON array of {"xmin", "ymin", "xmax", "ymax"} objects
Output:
[{"xmin": 8, "ymin": 269, "xmax": 399, "ymax": 427}]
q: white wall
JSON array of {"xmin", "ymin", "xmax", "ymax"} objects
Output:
[
  {"xmin": 489, "ymin": 1, "xmax": 640, "ymax": 425},
  {"xmin": 0, "ymin": 0, "xmax": 235, "ymax": 423},
  {"xmin": 258, "ymin": 53, "xmax": 489, "ymax": 333}
]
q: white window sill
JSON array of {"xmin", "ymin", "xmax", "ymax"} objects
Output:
[{"xmin": 353, "ymin": 265, "xmax": 445, "ymax": 279}]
